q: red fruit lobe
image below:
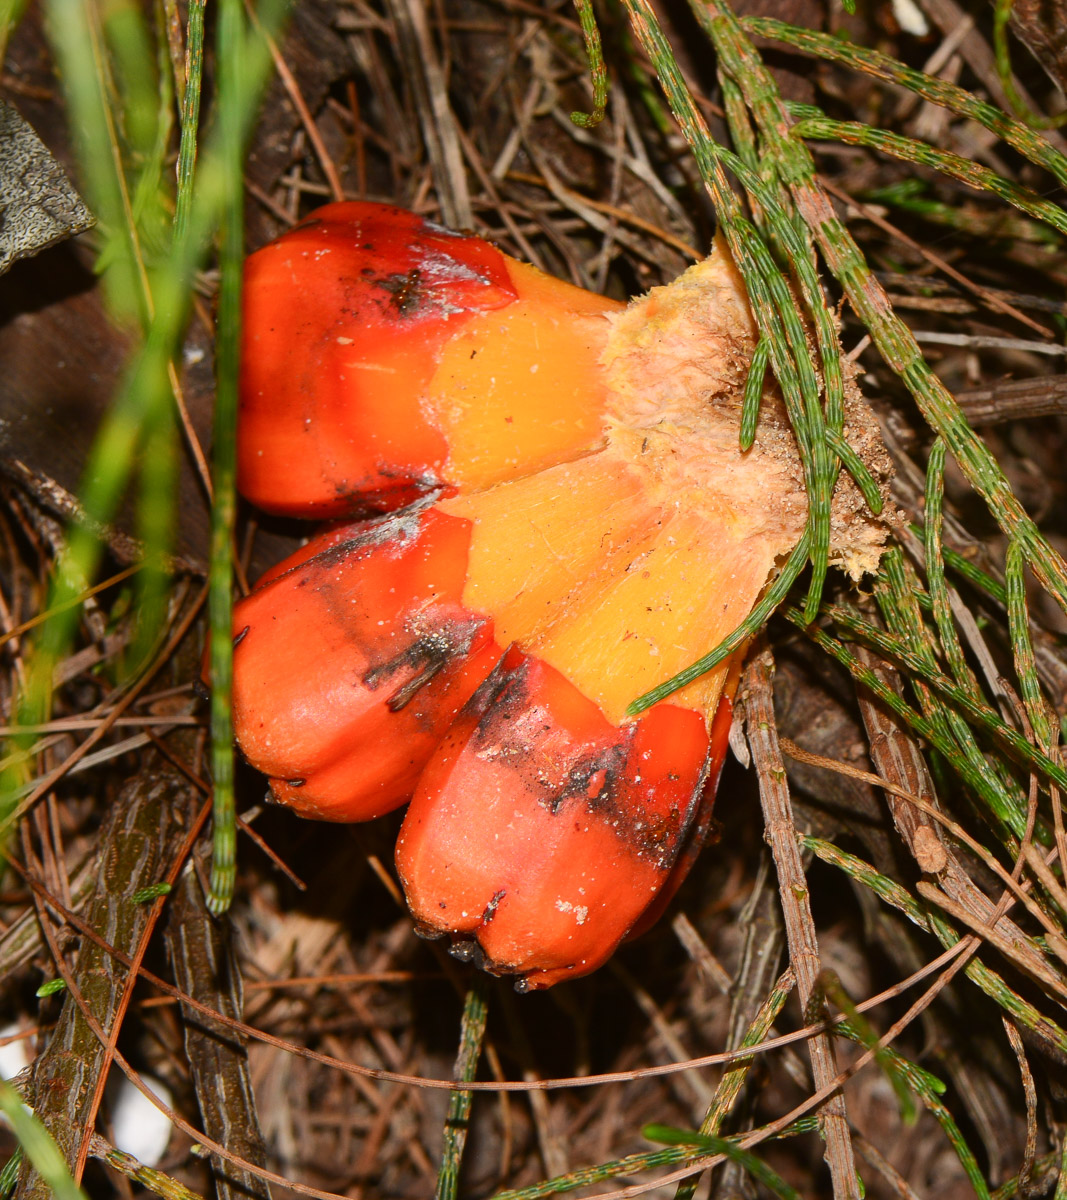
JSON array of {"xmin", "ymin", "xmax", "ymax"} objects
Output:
[
  {"xmin": 239, "ymin": 202, "xmax": 518, "ymax": 517},
  {"xmin": 231, "ymin": 504, "xmax": 501, "ymax": 821},
  {"xmin": 395, "ymin": 650, "xmax": 711, "ymax": 989}
]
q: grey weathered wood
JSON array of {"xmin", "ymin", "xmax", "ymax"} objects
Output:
[{"xmin": 0, "ymin": 99, "xmax": 93, "ymax": 274}]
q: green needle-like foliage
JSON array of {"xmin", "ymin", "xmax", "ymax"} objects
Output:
[{"xmin": 436, "ymin": 977, "xmax": 489, "ymax": 1200}]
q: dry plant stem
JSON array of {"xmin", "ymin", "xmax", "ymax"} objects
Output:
[
  {"xmin": 1022, "ymin": 845, "xmax": 1067, "ymax": 930},
  {"xmin": 851, "ymin": 1132, "xmax": 922, "ymax": 1200},
  {"xmin": 741, "ymin": 642, "xmax": 859, "ymax": 1200},
  {"xmin": 25, "ymin": 952, "xmax": 348, "ymax": 1200},
  {"xmin": 19, "ymin": 868, "xmax": 1018, "ymax": 1096},
  {"xmin": 610, "ymin": 961, "xmax": 714, "ymax": 1111},
  {"xmin": 852, "ymin": 648, "xmax": 1066, "ymax": 1000},
  {"xmin": 700, "ymin": 0, "xmax": 1067, "ymax": 618},
  {"xmin": 779, "ymin": 737, "xmax": 1067, "ymax": 974},
  {"xmin": 88, "ymin": 1132, "xmax": 204, "ymax": 1200},
  {"xmin": 164, "ymin": 853, "xmax": 271, "ymax": 1200},
  {"xmin": 0, "ymin": 858, "xmax": 94, "ymax": 981},
  {"xmin": 816, "ymin": 176, "xmax": 1049, "ymax": 338},
  {"xmin": 922, "ymin": 0, "xmax": 1067, "ymax": 154},
  {"xmin": 13, "ymin": 850, "xmax": 352, "ymax": 1200},
  {"xmin": 915, "ymin": 882, "xmax": 1067, "ymax": 1003},
  {"xmin": 704, "ymin": 855, "xmax": 792, "ymax": 1199},
  {"xmin": 1002, "ymin": 1019, "xmax": 1039, "ymax": 1194},
  {"xmin": 15, "ymin": 773, "xmax": 193, "ymax": 1200},
  {"xmin": 685, "ymin": 959, "xmax": 795, "ymax": 1200},
  {"xmin": 0, "ymin": 458, "xmax": 204, "ymax": 576},
  {"xmin": 0, "ymin": 582, "xmax": 205, "ymax": 840},
  {"xmin": 244, "ymin": 2, "xmax": 342, "ymax": 205},
  {"xmin": 671, "ymin": 913, "xmax": 732, "ymax": 993},
  {"xmin": 71, "ymin": 785, "xmax": 214, "ymax": 1187},
  {"xmin": 585, "ymin": 947, "xmax": 983, "ymax": 1200},
  {"xmin": 385, "ymin": 0, "xmax": 471, "ymax": 227},
  {"xmin": 496, "ymin": 989, "xmax": 569, "ymax": 1180},
  {"xmin": 723, "ymin": 856, "xmax": 788, "ymax": 1069},
  {"xmin": 505, "ymin": 170, "xmax": 701, "ymax": 259}
]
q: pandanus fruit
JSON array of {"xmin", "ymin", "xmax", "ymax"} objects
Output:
[{"xmin": 229, "ymin": 201, "xmax": 887, "ymax": 990}]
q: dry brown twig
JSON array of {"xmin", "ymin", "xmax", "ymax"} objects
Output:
[{"xmin": 741, "ymin": 639, "xmax": 860, "ymax": 1200}]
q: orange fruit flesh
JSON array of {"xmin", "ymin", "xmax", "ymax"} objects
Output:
[
  {"xmin": 448, "ymin": 467, "xmax": 781, "ymax": 725},
  {"xmin": 427, "ymin": 260, "xmax": 624, "ymax": 492},
  {"xmin": 436, "ymin": 251, "xmax": 805, "ymax": 727},
  {"xmin": 438, "ymin": 452, "xmax": 655, "ymax": 644}
]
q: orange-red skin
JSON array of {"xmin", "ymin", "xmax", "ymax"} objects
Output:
[
  {"xmin": 231, "ymin": 505, "xmax": 502, "ymax": 821},
  {"xmin": 625, "ymin": 692, "xmax": 733, "ymax": 940},
  {"xmin": 395, "ymin": 649, "xmax": 713, "ymax": 990},
  {"xmin": 238, "ymin": 202, "xmax": 517, "ymax": 518}
]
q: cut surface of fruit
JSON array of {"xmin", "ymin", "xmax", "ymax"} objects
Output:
[
  {"xmin": 438, "ymin": 452, "xmax": 656, "ymax": 646},
  {"xmin": 438, "ymin": 249, "xmax": 813, "ymax": 724},
  {"xmin": 428, "ymin": 259, "xmax": 623, "ymax": 492}
]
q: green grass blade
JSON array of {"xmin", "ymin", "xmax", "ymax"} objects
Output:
[
  {"xmin": 0, "ymin": 1081, "xmax": 86, "ymax": 1200},
  {"xmin": 675, "ymin": 968, "xmax": 795, "ymax": 1199},
  {"xmin": 206, "ymin": 0, "xmax": 247, "ymax": 915},
  {"xmin": 706, "ymin": 2, "xmax": 1067, "ymax": 617},
  {"xmin": 1006, "ymin": 540, "xmax": 1056, "ymax": 751},
  {"xmin": 645, "ymin": 1126, "xmax": 801, "ymax": 1200},
  {"xmin": 740, "ymin": 336, "xmax": 769, "ymax": 451},
  {"xmin": 791, "ymin": 116, "xmax": 1067, "ymax": 236},
  {"xmin": 805, "ymin": 836, "xmax": 1067, "ymax": 1058}
]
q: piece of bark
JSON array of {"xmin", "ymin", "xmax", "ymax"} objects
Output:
[
  {"xmin": 165, "ymin": 851, "xmax": 272, "ymax": 1200},
  {"xmin": 954, "ymin": 374, "xmax": 1067, "ymax": 425},
  {"xmin": 16, "ymin": 771, "xmax": 195, "ymax": 1200}
]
